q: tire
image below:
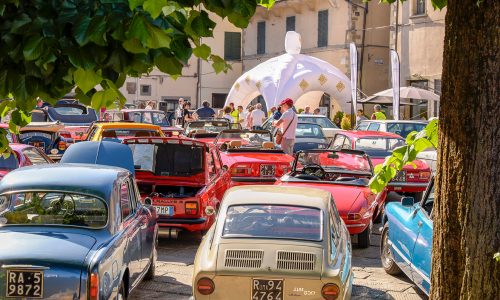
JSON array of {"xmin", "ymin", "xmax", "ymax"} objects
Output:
[
  {"xmin": 117, "ymin": 280, "xmax": 127, "ymax": 300},
  {"xmin": 357, "ymin": 225, "xmax": 371, "ymax": 248},
  {"xmin": 380, "ymin": 223, "xmax": 402, "ymax": 275},
  {"xmin": 144, "ymin": 238, "xmax": 157, "ymax": 280}
]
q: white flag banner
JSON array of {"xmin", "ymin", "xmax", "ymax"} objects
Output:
[
  {"xmin": 350, "ymin": 43, "xmax": 358, "ymax": 116},
  {"xmin": 390, "ymin": 50, "xmax": 400, "ymax": 120}
]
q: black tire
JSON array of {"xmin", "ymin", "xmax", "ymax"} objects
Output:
[
  {"xmin": 357, "ymin": 225, "xmax": 371, "ymax": 248},
  {"xmin": 380, "ymin": 223, "xmax": 402, "ymax": 275},
  {"xmin": 118, "ymin": 280, "xmax": 127, "ymax": 300}
]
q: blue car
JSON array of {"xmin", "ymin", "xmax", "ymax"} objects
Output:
[
  {"xmin": 0, "ymin": 141, "xmax": 158, "ymax": 299},
  {"xmin": 380, "ymin": 178, "xmax": 434, "ymax": 295}
]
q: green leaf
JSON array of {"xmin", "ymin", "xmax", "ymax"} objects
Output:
[
  {"xmin": 145, "ymin": 24, "xmax": 171, "ymax": 48},
  {"xmin": 73, "ymin": 68, "xmax": 103, "ymax": 94},
  {"xmin": 162, "ymin": 2, "xmax": 178, "ymax": 16},
  {"xmin": 11, "ymin": 109, "xmax": 31, "ymax": 128},
  {"xmin": 91, "ymin": 88, "xmax": 118, "ymax": 110},
  {"xmin": 74, "ymin": 16, "xmax": 92, "ymax": 46},
  {"xmin": 144, "ymin": 0, "xmax": 167, "ymax": 19},
  {"xmin": 190, "ymin": 10, "xmax": 215, "ymax": 37},
  {"xmin": 0, "ymin": 100, "xmax": 16, "ymax": 117},
  {"xmin": 129, "ymin": 0, "xmax": 145, "ymax": 10},
  {"xmin": 258, "ymin": 0, "xmax": 276, "ymax": 9},
  {"xmin": 193, "ymin": 44, "xmax": 211, "ymax": 60},
  {"xmin": 431, "ymin": 0, "xmax": 447, "ymax": 10},
  {"xmin": 23, "ymin": 36, "xmax": 45, "ymax": 61},
  {"xmin": 123, "ymin": 38, "xmax": 149, "ymax": 54},
  {"xmin": 154, "ymin": 55, "xmax": 183, "ymax": 76},
  {"xmin": 211, "ymin": 54, "xmax": 231, "ymax": 74}
]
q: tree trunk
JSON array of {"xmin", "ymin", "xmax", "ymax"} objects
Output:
[{"xmin": 432, "ymin": 0, "xmax": 500, "ymax": 299}]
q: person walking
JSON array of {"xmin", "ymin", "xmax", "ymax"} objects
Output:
[
  {"xmin": 195, "ymin": 101, "xmax": 216, "ymax": 119},
  {"xmin": 371, "ymin": 104, "xmax": 387, "ymax": 120},
  {"xmin": 356, "ymin": 109, "xmax": 368, "ymax": 125},
  {"xmin": 273, "ymin": 98, "xmax": 298, "ymax": 155},
  {"xmin": 176, "ymin": 98, "xmax": 184, "ymax": 125},
  {"xmin": 250, "ymin": 103, "xmax": 266, "ymax": 130}
]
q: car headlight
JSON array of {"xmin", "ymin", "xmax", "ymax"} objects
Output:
[{"xmin": 318, "ymin": 144, "xmax": 326, "ymax": 149}]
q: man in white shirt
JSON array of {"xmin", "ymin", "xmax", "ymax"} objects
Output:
[
  {"xmin": 273, "ymin": 98, "xmax": 297, "ymax": 155},
  {"xmin": 250, "ymin": 103, "xmax": 266, "ymax": 129},
  {"xmin": 175, "ymin": 98, "xmax": 184, "ymax": 125}
]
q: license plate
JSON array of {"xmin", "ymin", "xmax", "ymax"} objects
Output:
[
  {"xmin": 392, "ymin": 170, "xmax": 406, "ymax": 182},
  {"xmin": 6, "ymin": 269, "xmax": 43, "ymax": 298},
  {"xmin": 252, "ymin": 279, "xmax": 283, "ymax": 300},
  {"xmin": 154, "ymin": 206, "xmax": 174, "ymax": 216},
  {"xmin": 29, "ymin": 142, "xmax": 45, "ymax": 149},
  {"xmin": 260, "ymin": 164, "xmax": 276, "ymax": 177}
]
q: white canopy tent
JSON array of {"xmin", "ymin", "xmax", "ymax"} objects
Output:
[{"xmin": 225, "ymin": 31, "xmax": 351, "ymax": 112}]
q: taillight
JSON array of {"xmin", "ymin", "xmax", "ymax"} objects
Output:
[
  {"xmin": 321, "ymin": 283, "xmax": 340, "ymax": 300},
  {"xmin": 347, "ymin": 213, "xmax": 361, "ymax": 221},
  {"xmin": 419, "ymin": 171, "xmax": 431, "ymax": 180},
  {"xmin": 197, "ymin": 277, "xmax": 215, "ymax": 295},
  {"xmin": 58, "ymin": 141, "xmax": 67, "ymax": 151},
  {"xmin": 230, "ymin": 164, "xmax": 252, "ymax": 177},
  {"xmin": 185, "ymin": 202, "xmax": 198, "ymax": 215},
  {"xmin": 89, "ymin": 273, "xmax": 99, "ymax": 300}
]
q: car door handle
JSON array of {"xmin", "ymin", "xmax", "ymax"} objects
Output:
[{"xmin": 417, "ymin": 221, "xmax": 423, "ymax": 227}]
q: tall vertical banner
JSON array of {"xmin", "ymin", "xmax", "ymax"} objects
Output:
[
  {"xmin": 349, "ymin": 43, "xmax": 358, "ymax": 121},
  {"xmin": 390, "ymin": 50, "xmax": 400, "ymax": 120}
]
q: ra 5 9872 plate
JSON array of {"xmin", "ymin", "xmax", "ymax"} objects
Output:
[{"xmin": 6, "ymin": 269, "xmax": 44, "ymax": 298}]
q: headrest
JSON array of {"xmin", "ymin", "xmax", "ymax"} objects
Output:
[
  {"xmin": 102, "ymin": 130, "xmax": 117, "ymax": 138},
  {"xmin": 262, "ymin": 142, "xmax": 275, "ymax": 149},
  {"xmin": 228, "ymin": 140, "xmax": 242, "ymax": 149}
]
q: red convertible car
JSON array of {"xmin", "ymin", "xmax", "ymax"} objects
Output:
[
  {"xmin": 215, "ymin": 129, "xmax": 294, "ymax": 187},
  {"xmin": 276, "ymin": 149, "xmax": 388, "ymax": 248},
  {"xmin": 123, "ymin": 137, "xmax": 231, "ymax": 238},
  {"xmin": 331, "ymin": 131, "xmax": 431, "ymax": 195},
  {"xmin": 0, "ymin": 144, "xmax": 53, "ymax": 179}
]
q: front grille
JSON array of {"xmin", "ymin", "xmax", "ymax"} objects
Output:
[
  {"xmin": 224, "ymin": 249, "xmax": 264, "ymax": 268},
  {"xmin": 276, "ymin": 251, "xmax": 316, "ymax": 271}
]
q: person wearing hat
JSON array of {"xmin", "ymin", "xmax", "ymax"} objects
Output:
[{"xmin": 273, "ymin": 98, "xmax": 298, "ymax": 155}]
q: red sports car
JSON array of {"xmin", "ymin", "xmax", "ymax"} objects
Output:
[
  {"xmin": 276, "ymin": 149, "xmax": 387, "ymax": 248},
  {"xmin": 215, "ymin": 129, "xmax": 294, "ymax": 187},
  {"xmin": 331, "ymin": 130, "xmax": 431, "ymax": 195},
  {"xmin": 0, "ymin": 144, "xmax": 53, "ymax": 179},
  {"xmin": 123, "ymin": 137, "xmax": 230, "ymax": 237}
]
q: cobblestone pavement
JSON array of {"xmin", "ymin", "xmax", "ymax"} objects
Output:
[{"xmin": 130, "ymin": 229, "xmax": 427, "ymax": 300}]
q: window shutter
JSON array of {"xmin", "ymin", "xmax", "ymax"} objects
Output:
[
  {"xmin": 318, "ymin": 10, "xmax": 328, "ymax": 47},
  {"xmin": 224, "ymin": 32, "xmax": 241, "ymax": 60},
  {"xmin": 257, "ymin": 21, "xmax": 266, "ymax": 55},
  {"xmin": 286, "ymin": 16, "xmax": 295, "ymax": 32}
]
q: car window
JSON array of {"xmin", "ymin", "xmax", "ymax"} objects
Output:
[
  {"xmin": 332, "ymin": 135, "xmax": 345, "ymax": 150},
  {"xmin": 152, "ymin": 112, "xmax": 168, "ymax": 126},
  {"xmin": 422, "ymin": 183, "xmax": 434, "ymax": 218},
  {"xmin": 120, "ymin": 182, "xmax": 132, "ymax": 220},
  {"xmin": 387, "ymin": 123, "xmax": 427, "ymax": 138},
  {"xmin": 355, "ymin": 138, "xmax": 405, "ymax": 157},
  {"xmin": 207, "ymin": 152, "xmax": 217, "ymax": 178},
  {"xmin": 211, "ymin": 149, "xmax": 222, "ymax": 169},
  {"xmin": 342, "ymin": 137, "xmax": 352, "ymax": 150},
  {"xmin": 367, "ymin": 123, "xmax": 380, "ymax": 131},
  {"xmin": 53, "ymin": 106, "xmax": 84, "ymax": 115},
  {"xmin": 356, "ymin": 123, "xmax": 369, "ymax": 131},
  {"xmin": 300, "ymin": 117, "xmax": 338, "ymax": 129},
  {"xmin": 296, "ymin": 124, "xmax": 325, "ymax": 138},
  {"xmin": 23, "ymin": 149, "xmax": 49, "ymax": 165}
]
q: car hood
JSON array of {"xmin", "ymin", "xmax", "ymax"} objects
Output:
[{"xmin": 370, "ymin": 157, "xmax": 429, "ymax": 170}]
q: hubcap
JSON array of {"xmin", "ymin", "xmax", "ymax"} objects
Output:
[{"xmin": 382, "ymin": 230, "xmax": 393, "ymax": 266}]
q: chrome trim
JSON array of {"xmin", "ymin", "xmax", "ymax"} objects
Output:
[
  {"xmin": 346, "ymin": 224, "xmax": 366, "ymax": 228},
  {"xmin": 388, "ymin": 240, "xmax": 431, "ymax": 285},
  {"xmin": 388, "ymin": 182, "xmax": 428, "ymax": 187},
  {"xmin": 2, "ymin": 264, "xmax": 49, "ymax": 270}
]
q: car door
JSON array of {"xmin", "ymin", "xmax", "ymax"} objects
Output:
[
  {"xmin": 206, "ymin": 150, "xmax": 221, "ymax": 207},
  {"xmin": 410, "ymin": 182, "xmax": 434, "ymax": 294},
  {"xmin": 130, "ymin": 179, "xmax": 154, "ymax": 271},
  {"xmin": 119, "ymin": 180, "xmax": 143, "ymax": 286}
]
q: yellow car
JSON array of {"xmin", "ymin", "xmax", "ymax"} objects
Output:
[
  {"xmin": 84, "ymin": 122, "xmax": 164, "ymax": 141},
  {"xmin": 192, "ymin": 185, "xmax": 353, "ymax": 300}
]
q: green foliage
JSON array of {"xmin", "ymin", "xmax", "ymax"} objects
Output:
[
  {"xmin": 372, "ymin": 0, "xmax": 447, "ymax": 10},
  {"xmin": 341, "ymin": 115, "xmax": 353, "ymax": 130},
  {"xmin": 494, "ymin": 252, "xmax": 500, "ymax": 263},
  {"xmin": 369, "ymin": 119, "xmax": 439, "ymax": 193},
  {"xmin": 333, "ymin": 111, "xmax": 344, "ymax": 122},
  {"xmin": 0, "ymin": 0, "xmax": 274, "ymax": 154}
]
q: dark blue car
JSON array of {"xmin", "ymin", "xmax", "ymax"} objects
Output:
[
  {"xmin": 0, "ymin": 142, "xmax": 158, "ymax": 299},
  {"xmin": 380, "ymin": 178, "xmax": 434, "ymax": 295}
]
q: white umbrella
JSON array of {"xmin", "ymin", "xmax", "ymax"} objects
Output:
[
  {"xmin": 358, "ymin": 95, "xmax": 417, "ymax": 105},
  {"xmin": 374, "ymin": 86, "xmax": 440, "ymax": 101}
]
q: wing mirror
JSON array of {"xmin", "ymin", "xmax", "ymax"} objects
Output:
[
  {"xmin": 222, "ymin": 165, "xmax": 229, "ymax": 171},
  {"xmin": 144, "ymin": 197, "xmax": 153, "ymax": 206},
  {"xmin": 205, "ymin": 206, "xmax": 216, "ymax": 216},
  {"xmin": 401, "ymin": 196, "xmax": 415, "ymax": 207}
]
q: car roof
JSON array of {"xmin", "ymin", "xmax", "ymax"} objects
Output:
[
  {"xmin": 0, "ymin": 164, "xmax": 127, "ymax": 200},
  {"xmin": 337, "ymin": 130, "xmax": 403, "ymax": 139},
  {"xmin": 222, "ymin": 185, "xmax": 331, "ymax": 211},
  {"xmin": 94, "ymin": 122, "xmax": 161, "ymax": 130},
  {"xmin": 358, "ymin": 120, "xmax": 428, "ymax": 124}
]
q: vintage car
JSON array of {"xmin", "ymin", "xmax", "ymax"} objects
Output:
[
  {"xmin": 277, "ymin": 149, "xmax": 387, "ymax": 248},
  {"xmin": 31, "ymin": 101, "xmax": 98, "ymax": 142},
  {"xmin": 264, "ymin": 114, "xmax": 341, "ymax": 141},
  {"xmin": 0, "ymin": 141, "xmax": 158, "ymax": 299},
  {"xmin": 105, "ymin": 109, "xmax": 182, "ymax": 137},
  {"xmin": 331, "ymin": 131, "xmax": 431, "ymax": 195},
  {"xmin": 84, "ymin": 121, "xmax": 164, "ymax": 141},
  {"xmin": 184, "ymin": 119, "xmax": 235, "ymax": 142},
  {"xmin": 192, "ymin": 185, "xmax": 353, "ymax": 300},
  {"xmin": 0, "ymin": 144, "xmax": 52, "ymax": 179},
  {"xmin": 381, "ymin": 178, "xmax": 434, "ymax": 295},
  {"xmin": 355, "ymin": 120, "xmax": 428, "ymax": 139},
  {"xmin": 215, "ymin": 129, "xmax": 294, "ymax": 186},
  {"xmin": 19, "ymin": 122, "xmax": 71, "ymax": 161},
  {"xmin": 123, "ymin": 137, "xmax": 231, "ymax": 237},
  {"xmin": 294, "ymin": 122, "xmax": 330, "ymax": 152}
]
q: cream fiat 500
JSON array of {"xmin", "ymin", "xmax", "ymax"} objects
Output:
[{"xmin": 192, "ymin": 185, "xmax": 353, "ymax": 300}]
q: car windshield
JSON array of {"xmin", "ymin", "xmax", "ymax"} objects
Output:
[
  {"xmin": 222, "ymin": 205, "xmax": 322, "ymax": 241},
  {"xmin": 386, "ymin": 122, "xmax": 426, "ymax": 138},
  {"xmin": 296, "ymin": 123, "xmax": 326, "ymax": 138},
  {"xmin": 295, "ymin": 151, "xmax": 372, "ymax": 174},
  {"xmin": 53, "ymin": 106, "xmax": 84, "ymax": 115},
  {"xmin": 128, "ymin": 142, "xmax": 204, "ymax": 176},
  {"xmin": 101, "ymin": 129, "xmax": 161, "ymax": 140},
  {"xmin": 217, "ymin": 130, "xmax": 275, "ymax": 151},
  {"xmin": 0, "ymin": 192, "xmax": 108, "ymax": 228},
  {"xmin": 130, "ymin": 112, "xmax": 169, "ymax": 126},
  {"xmin": 299, "ymin": 116, "xmax": 339, "ymax": 129},
  {"xmin": 0, "ymin": 154, "xmax": 19, "ymax": 170},
  {"xmin": 185, "ymin": 120, "xmax": 231, "ymax": 134},
  {"xmin": 355, "ymin": 138, "xmax": 405, "ymax": 157}
]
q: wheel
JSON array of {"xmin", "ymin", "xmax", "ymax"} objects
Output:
[
  {"xmin": 117, "ymin": 280, "xmax": 127, "ymax": 300},
  {"xmin": 357, "ymin": 222, "xmax": 371, "ymax": 248},
  {"xmin": 144, "ymin": 238, "xmax": 157, "ymax": 280},
  {"xmin": 380, "ymin": 223, "xmax": 402, "ymax": 275}
]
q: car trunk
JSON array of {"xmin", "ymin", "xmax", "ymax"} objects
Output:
[{"xmin": 0, "ymin": 229, "xmax": 96, "ymax": 299}]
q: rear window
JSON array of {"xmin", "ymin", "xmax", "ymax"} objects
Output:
[
  {"xmin": 53, "ymin": 107, "xmax": 84, "ymax": 115},
  {"xmin": 0, "ymin": 192, "xmax": 108, "ymax": 228},
  {"xmin": 0, "ymin": 154, "xmax": 19, "ymax": 170},
  {"xmin": 387, "ymin": 123, "xmax": 426, "ymax": 138},
  {"xmin": 222, "ymin": 205, "xmax": 322, "ymax": 241},
  {"xmin": 299, "ymin": 117, "xmax": 338, "ymax": 129},
  {"xmin": 296, "ymin": 124, "xmax": 325, "ymax": 138},
  {"xmin": 102, "ymin": 129, "xmax": 161, "ymax": 140}
]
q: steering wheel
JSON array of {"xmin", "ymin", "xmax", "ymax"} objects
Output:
[
  {"xmin": 236, "ymin": 207, "xmax": 271, "ymax": 231},
  {"xmin": 301, "ymin": 164, "xmax": 326, "ymax": 179}
]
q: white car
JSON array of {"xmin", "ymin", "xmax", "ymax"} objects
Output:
[
  {"xmin": 355, "ymin": 120, "xmax": 428, "ymax": 139},
  {"xmin": 263, "ymin": 114, "xmax": 341, "ymax": 141}
]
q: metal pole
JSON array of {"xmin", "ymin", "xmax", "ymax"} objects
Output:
[{"xmin": 395, "ymin": 1, "xmax": 399, "ymax": 52}]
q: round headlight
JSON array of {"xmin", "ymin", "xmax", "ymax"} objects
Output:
[
  {"xmin": 197, "ymin": 277, "xmax": 215, "ymax": 295},
  {"xmin": 50, "ymin": 149, "xmax": 59, "ymax": 155}
]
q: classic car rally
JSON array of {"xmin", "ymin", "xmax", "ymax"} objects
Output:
[{"xmin": 0, "ymin": 1, "xmax": 498, "ymax": 300}]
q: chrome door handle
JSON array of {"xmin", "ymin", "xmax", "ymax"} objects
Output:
[{"xmin": 417, "ymin": 221, "xmax": 423, "ymax": 227}]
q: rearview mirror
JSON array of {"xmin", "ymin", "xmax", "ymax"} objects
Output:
[
  {"xmin": 222, "ymin": 165, "xmax": 229, "ymax": 171},
  {"xmin": 401, "ymin": 196, "xmax": 415, "ymax": 207}
]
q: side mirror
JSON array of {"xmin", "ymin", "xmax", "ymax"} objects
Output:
[
  {"xmin": 401, "ymin": 196, "xmax": 415, "ymax": 207},
  {"xmin": 222, "ymin": 165, "xmax": 229, "ymax": 171},
  {"xmin": 205, "ymin": 206, "xmax": 215, "ymax": 216},
  {"xmin": 144, "ymin": 197, "xmax": 153, "ymax": 206}
]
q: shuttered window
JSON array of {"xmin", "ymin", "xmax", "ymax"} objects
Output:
[
  {"xmin": 257, "ymin": 21, "xmax": 266, "ymax": 55},
  {"xmin": 317, "ymin": 10, "xmax": 328, "ymax": 47},
  {"xmin": 286, "ymin": 16, "xmax": 295, "ymax": 32},
  {"xmin": 416, "ymin": 0, "xmax": 426, "ymax": 15},
  {"xmin": 224, "ymin": 32, "xmax": 241, "ymax": 60}
]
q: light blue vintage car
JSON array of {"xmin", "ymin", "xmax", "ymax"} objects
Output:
[
  {"xmin": 380, "ymin": 178, "xmax": 434, "ymax": 295},
  {"xmin": 0, "ymin": 141, "xmax": 158, "ymax": 299}
]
